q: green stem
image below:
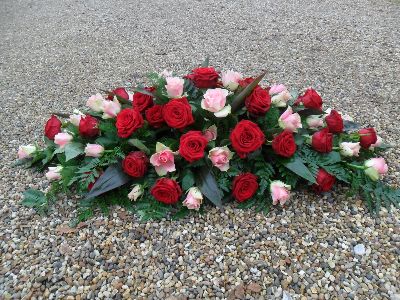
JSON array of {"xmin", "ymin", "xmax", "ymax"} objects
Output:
[{"xmin": 346, "ymin": 163, "xmax": 365, "ymax": 170}]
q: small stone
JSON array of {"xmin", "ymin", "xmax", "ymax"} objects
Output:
[{"xmin": 354, "ymin": 244, "xmax": 366, "ymax": 256}]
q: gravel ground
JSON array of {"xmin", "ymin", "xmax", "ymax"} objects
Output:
[{"xmin": 1, "ymin": 0, "xmax": 400, "ymax": 299}]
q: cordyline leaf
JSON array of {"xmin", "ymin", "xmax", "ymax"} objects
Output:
[
  {"xmin": 201, "ymin": 56, "xmax": 210, "ymax": 67},
  {"xmin": 128, "ymin": 139, "xmax": 150, "ymax": 154},
  {"xmin": 231, "ymin": 71, "xmax": 267, "ymax": 112},
  {"xmin": 194, "ymin": 166, "xmax": 223, "ymax": 208},
  {"xmin": 132, "ymin": 88, "xmax": 155, "ymax": 97},
  {"xmin": 50, "ymin": 112, "xmax": 70, "ymax": 118},
  {"xmin": 283, "ymin": 156, "xmax": 316, "ymax": 184},
  {"xmin": 343, "ymin": 120, "xmax": 361, "ymax": 133},
  {"xmin": 296, "ymin": 108, "xmax": 323, "ymax": 117},
  {"xmin": 84, "ymin": 162, "xmax": 131, "ymax": 200}
]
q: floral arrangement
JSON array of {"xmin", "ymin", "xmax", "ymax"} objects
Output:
[{"xmin": 17, "ymin": 59, "xmax": 399, "ymax": 222}]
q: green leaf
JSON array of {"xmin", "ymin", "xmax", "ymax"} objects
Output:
[
  {"xmin": 21, "ymin": 189, "xmax": 48, "ymax": 215},
  {"xmin": 231, "ymin": 71, "xmax": 267, "ymax": 112},
  {"xmin": 343, "ymin": 120, "xmax": 360, "ymax": 133},
  {"xmin": 201, "ymin": 56, "xmax": 210, "ymax": 67},
  {"xmin": 283, "ymin": 156, "xmax": 316, "ymax": 184},
  {"xmin": 194, "ymin": 166, "xmax": 223, "ymax": 208},
  {"xmin": 64, "ymin": 142, "xmax": 84, "ymax": 161},
  {"xmin": 132, "ymin": 88, "xmax": 155, "ymax": 97},
  {"xmin": 182, "ymin": 170, "xmax": 195, "ymax": 191},
  {"xmin": 128, "ymin": 139, "xmax": 150, "ymax": 155}
]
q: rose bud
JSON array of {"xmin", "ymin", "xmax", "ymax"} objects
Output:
[
  {"xmin": 128, "ymin": 184, "xmax": 143, "ymax": 201},
  {"xmin": 245, "ymin": 86, "xmax": 271, "ymax": 116},
  {"xmin": 150, "ymin": 178, "xmax": 182, "ymax": 205},
  {"xmin": 108, "ymin": 87, "xmax": 129, "ymax": 100},
  {"xmin": 306, "ymin": 115, "xmax": 324, "ymax": 129},
  {"xmin": 183, "ymin": 187, "xmax": 203, "ymax": 210},
  {"xmin": 270, "ymin": 180, "xmax": 291, "ymax": 206},
  {"xmin": 160, "ymin": 69, "xmax": 173, "ymax": 78},
  {"xmin": 203, "ymin": 125, "xmax": 217, "ymax": 141},
  {"xmin": 369, "ymin": 136, "xmax": 383, "ymax": 151},
  {"xmin": 18, "ymin": 145, "xmax": 37, "ymax": 159},
  {"xmin": 272, "ymin": 130, "xmax": 297, "ymax": 158},
  {"xmin": 325, "ymin": 109, "xmax": 344, "ymax": 133},
  {"xmin": 271, "ymin": 90, "xmax": 291, "ymax": 107},
  {"xmin": 201, "ymin": 88, "xmax": 231, "ymax": 118},
  {"xmin": 69, "ymin": 111, "xmax": 84, "ymax": 127},
  {"xmin": 132, "ymin": 87, "xmax": 155, "ymax": 112},
  {"xmin": 44, "ymin": 115, "xmax": 62, "ymax": 140},
  {"xmin": 122, "ymin": 151, "xmax": 149, "ymax": 178},
  {"xmin": 150, "ymin": 143, "xmax": 176, "ymax": 176},
  {"xmin": 179, "ymin": 131, "xmax": 208, "ymax": 163},
  {"xmin": 232, "ymin": 173, "xmax": 259, "ymax": 202},
  {"xmin": 145, "ymin": 104, "xmax": 165, "ymax": 128},
  {"xmin": 238, "ymin": 77, "xmax": 254, "ymax": 88},
  {"xmin": 221, "ymin": 70, "xmax": 242, "ymax": 91},
  {"xmin": 312, "ymin": 128, "xmax": 333, "ymax": 153},
  {"xmin": 86, "ymin": 93, "xmax": 105, "ymax": 112},
  {"xmin": 296, "ymin": 88, "xmax": 323, "ymax": 110},
  {"xmin": 339, "ymin": 142, "xmax": 361, "ymax": 157},
  {"xmin": 208, "ymin": 146, "xmax": 233, "ymax": 172},
  {"xmin": 278, "ymin": 106, "xmax": 302, "ymax": 132},
  {"xmin": 84, "ymin": 144, "xmax": 104, "ymax": 157},
  {"xmin": 185, "ymin": 67, "xmax": 219, "ymax": 89},
  {"xmin": 79, "ymin": 115, "xmax": 100, "ymax": 138},
  {"xmin": 54, "ymin": 132, "xmax": 73, "ymax": 148},
  {"xmin": 165, "ymin": 77, "xmax": 184, "ymax": 98},
  {"xmin": 364, "ymin": 158, "xmax": 388, "ymax": 181},
  {"xmin": 102, "ymin": 99, "xmax": 121, "ymax": 119},
  {"xmin": 359, "ymin": 128, "xmax": 377, "ymax": 149},
  {"xmin": 269, "ymin": 84, "xmax": 287, "ymax": 95},
  {"xmin": 45, "ymin": 166, "xmax": 63, "ymax": 181},
  {"xmin": 313, "ymin": 169, "xmax": 336, "ymax": 193}
]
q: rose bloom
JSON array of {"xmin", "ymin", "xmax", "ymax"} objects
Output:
[
  {"xmin": 296, "ymin": 88, "xmax": 323, "ymax": 110},
  {"xmin": 221, "ymin": 70, "xmax": 242, "ymax": 91},
  {"xmin": 87, "ymin": 93, "xmax": 105, "ymax": 112},
  {"xmin": 45, "ymin": 166, "xmax": 63, "ymax": 181},
  {"xmin": 102, "ymin": 99, "xmax": 121, "ymax": 119},
  {"xmin": 122, "ymin": 151, "xmax": 149, "ymax": 178},
  {"xmin": 145, "ymin": 104, "xmax": 165, "ymax": 128},
  {"xmin": 186, "ymin": 67, "xmax": 219, "ymax": 89},
  {"xmin": 183, "ymin": 187, "xmax": 203, "ymax": 210},
  {"xmin": 271, "ymin": 90, "xmax": 291, "ymax": 107},
  {"xmin": 230, "ymin": 120, "xmax": 265, "ymax": 158},
  {"xmin": 128, "ymin": 184, "xmax": 143, "ymax": 201},
  {"xmin": 84, "ymin": 144, "xmax": 104, "ymax": 157},
  {"xmin": 359, "ymin": 128, "xmax": 377, "ymax": 149},
  {"xmin": 364, "ymin": 158, "xmax": 388, "ymax": 181},
  {"xmin": 272, "ymin": 130, "xmax": 297, "ymax": 158},
  {"xmin": 165, "ymin": 77, "xmax": 184, "ymax": 98},
  {"xmin": 79, "ymin": 115, "xmax": 99, "ymax": 138},
  {"xmin": 208, "ymin": 146, "xmax": 233, "ymax": 172},
  {"xmin": 270, "ymin": 180, "xmax": 291, "ymax": 206},
  {"xmin": 54, "ymin": 132, "xmax": 73, "ymax": 148},
  {"xmin": 115, "ymin": 108, "xmax": 144, "ymax": 138},
  {"xmin": 151, "ymin": 178, "xmax": 182, "ymax": 205},
  {"xmin": 313, "ymin": 169, "xmax": 336, "ymax": 193},
  {"xmin": 245, "ymin": 86, "xmax": 271, "ymax": 116},
  {"xmin": 107, "ymin": 87, "xmax": 129, "ymax": 101},
  {"xmin": 232, "ymin": 173, "xmax": 259, "ymax": 202},
  {"xmin": 369, "ymin": 136, "xmax": 383, "ymax": 151},
  {"xmin": 238, "ymin": 77, "xmax": 254, "ymax": 88},
  {"xmin": 203, "ymin": 125, "xmax": 217, "ymax": 141},
  {"xmin": 325, "ymin": 109, "xmax": 344, "ymax": 133},
  {"xmin": 150, "ymin": 143, "xmax": 176, "ymax": 176},
  {"xmin": 312, "ymin": 128, "xmax": 333, "ymax": 153},
  {"xmin": 18, "ymin": 145, "xmax": 37, "ymax": 159},
  {"xmin": 278, "ymin": 106, "xmax": 302, "ymax": 132},
  {"xmin": 339, "ymin": 142, "xmax": 361, "ymax": 157},
  {"xmin": 162, "ymin": 97, "xmax": 194, "ymax": 129},
  {"xmin": 179, "ymin": 131, "xmax": 208, "ymax": 163},
  {"xmin": 132, "ymin": 87, "xmax": 155, "ymax": 112},
  {"xmin": 69, "ymin": 114, "xmax": 82, "ymax": 127},
  {"xmin": 44, "ymin": 115, "xmax": 62, "ymax": 140},
  {"xmin": 269, "ymin": 84, "xmax": 286, "ymax": 95},
  {"xmin": 201, "ymin": 88, "xmax": 231, "ymax": 117},
  {"xmin": 306, "ymin": 115, "xmax": 324, "ymax": 129}
]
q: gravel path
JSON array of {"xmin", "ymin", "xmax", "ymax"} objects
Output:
[{"xmin": 1, "ymin": 0, "xmax": 400, "ymax": 299}]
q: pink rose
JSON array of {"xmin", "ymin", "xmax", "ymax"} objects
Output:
[
  {"xmin": 45, "ymin": 166, "xmax": 63, "ymax": 181},
  {"xmin": 369, "ymin": 136, "xmax": 383, "ymax": 151},
  {"xmin": 54, "ymin": 133, "xmax": 73, "ymax": 148},
  {"xmin": 201, "ymin": 88, "xmax": 231, "ymax": 117},
  {"xmin": 203, "ymin": 125, "xmax": 217, "ymax": 141},
  {"xmin": 150, "ymin": 143, "xmax": 176, "ymax": 176},
  {"xmin": 278, "ymin": 106, "xmax": 302, "ymax": 132},
  {"xmin": 270, "ymin": 180, "xmax": 291, "ymax": 206},
  {"xmin": 221, "ymin": 70, "xmax": 242, "ymax": 90},
  {"xmin": 18, "ymin": 145, "xmax": 37, "ymax": 159},
  {"xmin": 102, "ymin": 99, "xmax": 121, "ymax": 119},
  {"xmin": 86, "ymin": 93, "xmax": 104, "ymax": 112},
  {"xmin": 183, "ymin": 187, "xmax": 203, "ymax": 210},
  {"xmin": 271, "ymin": 90, "xmax": 291, "ymax": 107},
  {"xmin": 208, "ymin": 146, "xmax": 233, "ymax": 172},
  {"xmin": 364, "ymin": 158, "xmax": 388, "ymax": 181},
  {"xmin": 340, "ymin": 142, "xmax": 361, "ymax": 157},
  {"xmin": 84, "ymin": 144, "xmax": 104, "ymax": 157},
  {"xmin": 165, "ymin": 77, "xmax": 184, "ymax": 98},
  {"xmin": 269, "ymin": 84, "xmax": 286, "ymax": 95},
  {"xmin": 306, "ymin": 115, "xmax": 324, "ymax": 129},
  {"xmin": 128, "ymin": 184, "xmax": 143, "ymax": 201}
]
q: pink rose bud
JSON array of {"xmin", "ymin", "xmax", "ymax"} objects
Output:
[
  {"xmin": 102, "ymin": 99, "xmax": 121, "ymax": 119},
  {"xmin": 128, "ymin": 184, "xmax": 143, "ymax": 201},
  {"xmin": 364, "ymin": 158, "xmax": 388, "ymax": 181},
  {"xmin": 69, "ymin": 114, "xmax": 82, "ymax": 127},
  {"xmin": 160, "ymin": 69, "xmax": 173, "ymax": 78},
  {"xmin": 86, "ymin": 93, "xmax": 104, "ymax": 112},
  {"xmin": 269, "ymin": 84, "xmax": 286, "ymax": 95},
  {"xmin": 221, "ymin": 70, "xmax": 242, "ymax": 91},
  {"xmin": 340, "ymin": 142, "xmax": 361, "ymax": 157},
  {"xmin": 165, "ymin": 77, "xmax": 184, "ymax": 98},
  {"xmin": 84, "ymin": 144, "xmax": 104, "ymax": 157},
  {"xmin": 208, "ymin": 146, "xmax": 233, "ymax": 172},
  {"xmin": 306, "ymin": 115, "xmax": 324, "ymax": 129},
  {"xmin": 54, "ymin": 133, "xmax": 73, "ymax": 148},
  {"xmin": 203, "ymin": 125, "xmax": 218, "ymax": 141},
  {"xmin": 18, "ymin": 145, "xmax": 37, "ymax": 159},
  {"xmin": 45, "ymin": 166, "xmax": 63, "ymax": 181},
  {"xmin": 201, "ymin": 88, "xmax": 231, "ymax": 117},
  {"xmin": 150, "ymin": 143, "xmax": 176, "ymax": 176},
  {"xmin": 271, "ymin": 90, "xmax": 292, "ymax": 107},
  {"xmin": 369, "ymin": 136, "xmax": 383, "ymax": 151},
  {"xmin": 183, "ymin": 187, "xmax": 203, "ymax": 210},
  {"xmin": 278, "ymin": 106, "xmax": 302, "ymax": 132},
  {"xmin": 270, "ymin": 180, "xmax": 291, "ymax": 206}
]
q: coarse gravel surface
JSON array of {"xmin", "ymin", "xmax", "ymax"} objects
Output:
[{"xmin": 1, "ymin": 0, "xmax": 400, "ymax": 299}]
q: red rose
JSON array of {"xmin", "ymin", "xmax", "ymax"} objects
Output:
[
  {"xmin": 186, "ymin": 67, "xmax": 219, "ymax": 88},
  {"xmin": 150, "ymin": 178, "xmax": 182, "ymax": 205},
  {"xmin": 133, "ymin": 87, "xmax": 155, "ymax": 112},
  {"xmin": 325, "ymin": 110, "xmax": 343, "ymax": 133},
  {"xmin": 245, "ymin": 86, "xmax": 271, "ymax": 115},
  {"xmin": 272, "ymin": 130, "xmax": 297, "ymax": 157},
  {"xmin": 297, "ymin": 88, "xmax": 323, "ymax": 110},
  {"xmin": 312, "ymin": 128, "xmax": 333, "ymax": 153},
  {"xmin": 179, "ymin": 131, "xmax": 208, "ymax": 162},
  {"xmin": 44, "ymin": 115, "xmax": 62, "ymax": 140},
  {"xmin": 232, "ymin": 173, "xmax": 259, "ymax": 202},
  {"xmin": 122, "ymin": 151, "xmax": 148, "ymax": 178},
  {"xmin": 116, "ymin": 108, "xmax": 144, "ymax": 138},
  {"xmin": 162, "ymin": 97, "xmax": 194, "ymax": 129},
  {"xmin": 359, "ymin": 128, "xmax": 377, "ymax": 148},
  {"xmin": 79, "ymin": 115, "xmax": 99, "ymax": 138},
  {"xmin": 313, "ymin": 169, "xmax": 336, "ymax": 193},
  {"xmin": 145, "ymin": 104, "xmax": 165, "ymax": 128},
  {"xmin": 108, "ymin": 87, "xmax": 129, "ymax": 100},
  {"xmin": 230, "ymin": 120, "xmax": 265, "ymax": 158},
  {"xmin": 238, "ymin": 77, "xmax": 254, "ymax": 88}
]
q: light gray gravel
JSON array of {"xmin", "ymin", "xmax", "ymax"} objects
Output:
[{"xmin": 1, "ymin": 0, "xmax": 400, "ymax": 299}]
